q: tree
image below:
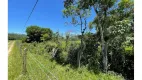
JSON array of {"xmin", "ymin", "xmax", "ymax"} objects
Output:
[
  {"xmin": 40, "ymin": 34, "xmax": 49, "ymax": 41},
  {"xmin": 26, "ymin": 25, "xmax": 53, "ymax": 42},
  {"xmin": 65, "ymin": 32, "xmax": 70, "ymax": 51},
  {"xmin": 40, "ymin": 28, "xmax": 53, "ymax": 41},
  {"xmin": 41, "ymin": 28, "xmax": 53, "ymax": 40},
  {"xmin": 63, "ymin": 1, "xmax": 90, "ymax": 68},
  {"xmin": 26, "ymin": 26, "xmax": 41, "ymax": 42},
  {"xmin": 64, "ymin": 0, "xmax": 116, "ymax": 72},
  {"xmin": 106, "ymin": 0, "xmax": 134, "ymax": 79}
]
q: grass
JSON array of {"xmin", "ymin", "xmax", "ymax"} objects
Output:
[
  {"xmin": 27, "ymin": 52, "xmax": 124, "ymax": 80},
  {"xmin": 8, "ymin": 41, "xmax": 124, "ymax": 80},
  {"xmin": 8, "ymin": 41, "xmax": 23, "ymax": 80}
]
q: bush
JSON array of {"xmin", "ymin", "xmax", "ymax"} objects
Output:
[
  {"xmin": 52, "ymin": 47, "xmax": 67, "ymax": 64},
  {"xmin": 21, "ymin": 38, "xmax": 26, "ymax": 43},
  {"xmin": 82, "ymin": 33, "xmax": 101, "ymax": 73},
  {"xmin": 66, "ymin": 43, "xmax": 80, "ymax": 67},
  {"xmin": 108, "ymin": 48, "xmax": 134, "ymax": 80}
]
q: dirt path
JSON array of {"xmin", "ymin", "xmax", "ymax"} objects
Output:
[
  {"xmin": 8, "ymin": 41, "xmax": 15, "ymax": 56},
  {"xmin": 8, "ymin": 41, "xmax": 12, "ymax": 49}
]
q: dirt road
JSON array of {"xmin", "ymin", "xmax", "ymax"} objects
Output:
[{"xmin": 8, "ymin": 41, "xmax": 15, "ymax": 56}]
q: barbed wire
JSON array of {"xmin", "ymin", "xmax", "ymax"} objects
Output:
[
  {"xmin": 29, "ymin": 53, "xmax": 52, "ymax": 80},
  {"xmin": 29, "ymin": 52, "xmax": 58, "ymax": 80}
]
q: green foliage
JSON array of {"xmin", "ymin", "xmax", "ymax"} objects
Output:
[
  {"xmin": 40, "ymin": 33, "xmax": 49, "ymax": 41},
  {"xmin": 26, "ymin": 26, "xmax": 41, "ymax": 42},
  {"xmin": 63, "ymin": 0, "xmax": 91, "ymax": 68},
  {"xmin": 69, "ymin": 35, "xmax": 79, "ymax": 41},
  {"xmin": 67, "ymin": 43, "xmax": 80, "ymax": 67},
  {"xmin": 105, "ymin": 1, "xmax": 134, "ymax": 79},
  {"xmin": 65, "ymin": 32, "xmax": 70, "ymax": 51},
  {"xmin": 21, "ymin": 37, "xmax": 27, "ymax": 43},
  {"xmin": 108, "ymin": 19, "xmax": 132, "ymax": 35},
  {"xmin": 9, "ymin": 40, "xmax": 124, "ymax": 80},
  {"xmin": 26, "ymin": 25, "xmax": 53, "ymax": 42},
  {"xmin": 63, "ymin": 0, "xmax": 134, "ymax": 79},
  {"xmin": 40, "ymin": 28, "xmax": 53, "ymax": 41},
  {"xmin": 82, "ymin": 33, "xmax": 101, "ymax": 73}
]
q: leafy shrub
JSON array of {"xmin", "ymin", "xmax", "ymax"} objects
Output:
[
  {"xmin": 108, "ymin": 48, "xmax": 134, "ymax": 80},
  {"xmin": 53, "ymin": 47, "xmax": 65, "ymax": 64},
  {"xmin": 21, "ymin": 37, "xmax": 26, "ymax": 43},
  {"xmin": 83, "ymin": 36, "xmax": 101, "ymax": 73},
  {"xmin": 66, "ymin": 43, "xmax": 80, "ymax": 67}
]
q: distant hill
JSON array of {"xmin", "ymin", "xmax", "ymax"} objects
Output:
[{"xmin": 8, "ymin": 33, "xmax": 27, "ymax": 40}]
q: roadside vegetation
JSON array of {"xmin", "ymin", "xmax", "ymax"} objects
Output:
[{"xmin": 8, "ymin": 41, "xmax": 124, "ymax": 80}]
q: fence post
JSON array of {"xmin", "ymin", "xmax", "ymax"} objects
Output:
[
  {"xmin": 20, "ymin": 44, "xmax": 22, "ymax": 57},
  {"xmin": 22, "ymin": 48, "xmax": 27, "ymax": 75}
]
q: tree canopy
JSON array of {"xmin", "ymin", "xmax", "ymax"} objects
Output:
[{"xmin": 26, "ymin": 25, "xmax": 53, "ymax": 42}]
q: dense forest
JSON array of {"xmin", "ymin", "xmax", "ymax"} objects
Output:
[{"xmin": 8, "ymin": 0, "xmax": 134, "ymax": 80}]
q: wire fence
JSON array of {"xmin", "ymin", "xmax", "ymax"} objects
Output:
[
  {"xmin": 29, "ymin": 53, "xmax": 51, "ymax": 80},
  {"xmin": 20, "ymin": 43, "xmax": 58, "ymax": 80},
  {"xmin": 30, "ymin": 53, "xmax": 58, "ymax": 80}
]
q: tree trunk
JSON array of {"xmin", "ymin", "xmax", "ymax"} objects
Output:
[
  {"xmin": 94, "ymin": 5, "xmax": 108, "ymax": 72},
  {"xmin": 104, "ymin": 42, "xmax": 108, "ymax": 72},
  {"xmin": 100, "ymin": 25, "xmax": 105, "ymax": 72},
  {"xmin": 100, "ymin": 24, "xmax": 107, "ymax": 73},
  {"xmin": 77, "ymin": 51, "xmax": 81, "ymax": 68},
  {"xmin": 77, "ymin": 16, "xmax": 83, "ymax": 68}
]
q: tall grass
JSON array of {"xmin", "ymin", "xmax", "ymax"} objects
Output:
[{"xmin": 8, "ymin": 41, "xmax": 124, "ymax": 80}]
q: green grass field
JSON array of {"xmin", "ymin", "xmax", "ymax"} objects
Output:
[{"xmin": 8, "ymin": 41, "xmax": 124, "ymax": 80}]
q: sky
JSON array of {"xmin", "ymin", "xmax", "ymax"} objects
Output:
[{"xmin": 8, "ymin": 0, "xmax": 96, "ymax": 35}]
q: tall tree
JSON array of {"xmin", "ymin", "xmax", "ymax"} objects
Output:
[
  {"xmin": 63, "ymin": 1, "xmax": 90, "ymax": 68},
  {"xmin": 76, "ymin": 0, "xmax": 117, "ymax": 72}
]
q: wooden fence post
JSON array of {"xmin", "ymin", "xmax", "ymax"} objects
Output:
[
  {"xmin": 22, "ymin": 48, "xmax": 27, "ymax": 75},
  {"xmin": 20, "ymin": 44, "xmax": 22, "ymax": 57}
]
